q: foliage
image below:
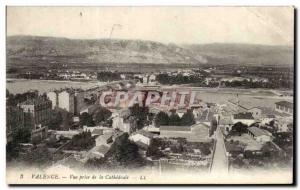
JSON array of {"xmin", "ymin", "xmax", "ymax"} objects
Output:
[
  {"xmin": 180, "ymin": 109, "xmax": 195, "ymax": 126},
  {"xmin": 209, "ymin": 118, "xmax": 218, "ymax": 136},
  {"xmin": 97, "ymin": 71, "xmax": 121, "ymax": 82},
  {"xmin": 168, "ymin": 112, "xmax": 181, "ymax": 126},
  {"xmin": 93, "ymin": 107, "xmax": 112, "ymax": 124},
  {"xmin": 130, "ymin": 104, "xmax": 149, "ymax": 129},
  {"xmin": 79, "ymin": 112, "xmax": 95, "ymax": 127},
  {"xmin": 48, "ymin": 109, "xmax": 63, "ymax": 130},
  {"xmin": 70, "ymin": 131, "xmax": 95, "ymax": 150},
  {"xmin": 156, "ymin": 73, "xmax": 205, "ymax": 85},
  {"xmin": 109, "ymin": 133, "xmax": 145, "ymax": 167},
  {"xmin": 24, "ymin": 144, "xmax": 52, "ymax": 166},
  {"xmin": 154, "ymin": 111, "xmax": 169, "ymax": 127},
  {"xmin": 230, "ymin": 122, "xmax": 248, "ymax": 135},
  {"xmin": 146, "ymin": 138, "xmax": 165, "ymax": 159},
  {"xmin": 6, "ymin": 90, "xmax": 38, "ymax": 106},
  {"xmin": 6, "ymin": 127, "xmax": 32, "ymax": 161}
]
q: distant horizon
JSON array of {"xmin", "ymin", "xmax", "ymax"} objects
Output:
[{"xmin": 7, "ymin": 34, "xmax": 294, "ymax": 47}]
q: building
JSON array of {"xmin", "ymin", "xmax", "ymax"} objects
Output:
[
  {"xmin": 227, "ymin": 99, "xmax": 267, "ymax": 120},
  {"xmin": 58, "ymin": 90, "xmax": 75, "ymax": 113},
  {"xmin": 160, "ymin": 125, "xmax": 191, "ymax": 139},
  {"xmin": 6, "ymin": 106, "xmax": 25, "ymax": 132},
  {"xmin": 112, "ymin": 109, "xmax": 137, "ymax": 134},
  {"xmin": 129, "ymin": 130, "xmax": 155, "ymax": 147},
  {"xmin": 275, "ymin": 101, "xmax": 293, "ymax": 115},
  {"xmin": 248, "ymin": 127, "xmax": 272, "ymax": 142},
  {"xmin": 47, "ymin": 88, "xmax": 85, "ymax": 115},
  {"xmin": 18, "ymin": 97, "xmax": 52, "ymax": 129},
  {"xmin": 31, "ymin": 126, "xmax": 48, "ymax": 143},
  {"xmin": 231, "ymin": 112, "xmax": 255, "ymax": 126},
  {"xmin": 160, "ymin": 123, "xmax": 210, "ymax": 142},
  {"xmin": 87, "ymin": 145, "xmax": 111, "ymax": 159},
  {"xmin": 47, "ymin": 91, "xmax": 58, "ymax": 109}
]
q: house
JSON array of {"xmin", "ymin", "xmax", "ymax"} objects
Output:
[
  {"xmin": 275, "ymin": 101, "xmax": 293, "ymax": 115},
  {"xmin": 18, "ymin": 97, "xmax": 52, "ymax": 129},
  {"xmin": 129, "ymin": 130, "xmax": 155, "ymax": 147},
  {"xmin": 160, "ymin": 123, "xmax": 210, "ymax": 142},
  {"xmin": 248, "ymin": 127, "xmax": 272, "ymax": 142},
  {"xmin": 160, "ymin": 125, "xmax": 192, "ymax": 139},
  {"xmin": 231, "ymin": 112, "xmax": 255, "ymax": 126},
  {"xmin": 189, "ymin": 123, "xmax": 210, "ymax": 142},
  {"xmin": 274, "ymin": 119, "xmax": 292, "ymax": 132},
  {"xmin": 95, "ymin": 133, "xmax": 113, "ymax": 146},
  {"xmin": 58, "ymin": 90, "xmax": 75, "ymax": 113},
  {"xmin": 218, "ymin": 116, "xmax": 234, "ymax": 132},
  {"xmin": 112, "ymin": 110, "xmax": 137, "ymax": 134},
  {"xmin": 87, "ymin": 145, "xmax": 111, "ymax": 159}
]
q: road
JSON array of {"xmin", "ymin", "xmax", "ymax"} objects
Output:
[{"xmin": 210, "ymin": 127, "xmax": 228, "ymax": 175}]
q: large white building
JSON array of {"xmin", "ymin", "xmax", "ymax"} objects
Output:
[
  {"xmin": 47, "ymin": 91, "xmax": 58, "ymax": 109},
  {"xmin": 231, "ymin": 112, "xmax": 255, "ymax": 126},
  {"xmin": 275, "ymin": 101, "xmax": 293, "ymax": 115},
  {"xmin": 58, "ymin": 90, "xmax": 75, "ymax": 113}
]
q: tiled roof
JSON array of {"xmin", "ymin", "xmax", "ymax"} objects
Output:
[
  {"xmin": 275, "ymin": 101, "xmax": 293, "ymax": 109},
  {"xmin": 95, "ymin": 145, "xmax": 110, "ymax": 154},
  {"xmin": 248, "ymin": 127, "xmax": 270, "ymax": 137},
  {"xmin": 92, "ymin": 129, "xmax": 103, "ymax": 135},
  {"xmin": 19, "ymin": 97, "xmax": 51, "ymax": 106},
  {"xmin": 233, "ymin": 112, "xmax": 254, "ymax": 120},
  {"xmin": 134, "ymin": 130, "xmax": 154, "ymax": 138},
  {"xmin": 160, "ymin": 125, "xmax": 191, "ymax": 132}
]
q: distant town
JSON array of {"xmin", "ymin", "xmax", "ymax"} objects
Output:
[{"xmin": 6, "ymin": 64, "xmax": 293, "ymax": 175}]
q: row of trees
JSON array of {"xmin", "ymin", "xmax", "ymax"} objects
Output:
[
  {"xmin": 97, "ymin": 71, "xmax": 121, "ymax": 82},
  {"xmin": 156, "ymin": 73, "xmax": 205, "ymax": 85},
  {"xmin": 154, "ymin": 110, "xmax": 195, "ymax": 127}
]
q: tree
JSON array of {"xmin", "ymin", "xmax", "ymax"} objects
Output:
[
  {"xmin": 12, "ymin": 127, "xmax": 31, "ymax": 144},
  {"xmin": 48, "ymin": 110, "xmax": 63, "ymax": 130},
  {"xmin": 180, "ymin": 110, "xmax": 195, "ymax": 126},
  {"xmin": 199, "ymin": 143, "xmax": 211, "ymax": 156},
  {"xmin": 93, "ymin": 107, "xmax": 112, "ymax": 124},
  {"xmin": 146, "ymin": 138, "xmax": 165, "ymax": 159},
  {"xmin": 79, "ymin": 112, "xmax": 95, "ymax": 127},
  {"xmin": 7, "ymin": 127, "xmax": 32, "ymax": 161},
  {"xmin": 109, "ymin": 133, "xmax": 145, "ymax": 167},
  {"xmin": 231, "ymin": 122, "xmax": 248, "ymax": 135},
  {"xmin": 210, "ymin": 118, "xmax": 218, "ymax": 136},
  {"xmin": 168, "ymin": 112, "xmax": 181, "ymax": 126},
  {"xmin": 154, "ymin": 111, "xmax": 169, "ymax": 127},
  {"xmin": 70, "ymin": 131, "xmax": 95, "ymax": 150},
  {"xmin": 130, "ymin": 104, "xmax": 149, "ymax": 129}
]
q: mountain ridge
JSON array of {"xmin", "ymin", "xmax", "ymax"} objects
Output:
[{"xmin": 7, "ymin": 35, "xmax": 293, "ymax": 67}]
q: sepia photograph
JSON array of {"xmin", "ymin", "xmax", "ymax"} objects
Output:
[{"xmin": 5, "ymin": 6, "xmax": 294, "ymax": 184}]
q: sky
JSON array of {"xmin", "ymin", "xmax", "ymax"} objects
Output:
[{"xmin": 7, "ymin": 6, "xmax": 294, "ymax": 46}]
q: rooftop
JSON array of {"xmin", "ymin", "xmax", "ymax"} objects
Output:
[
  {"xmin": 233, "ymin": 112, "xmax": 254, "ymax": 120},
  {"xmin": 19, "ymin": 97, "xmax": 51, "ymax": 106},
  {"xmin": 160, "ymin": 125, "xmax": 191, "ymax": 132},
  {"xmin": 248, "ymin": 127, "xmax": 271, "ymax": 137},
  {"xmin": 275, "ymin": 101, "xmax": 293, "ymax": 109},
  {"xmin": 133, "ymin": 130, "xmax": 155, "ymax": 138}
]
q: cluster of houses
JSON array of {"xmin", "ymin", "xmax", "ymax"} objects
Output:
[{"xmin": 217, "ymin": 97, "xmax": 293, "ymax": 164}]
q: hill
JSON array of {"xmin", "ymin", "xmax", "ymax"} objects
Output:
[{"xmin": 7, "ymin": 36, "xmax": 293, "ymax": 68}]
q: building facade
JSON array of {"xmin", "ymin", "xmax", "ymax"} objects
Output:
[{"xmin": 18, "ymin": 97, "xmax": 52, "ymax": 129}]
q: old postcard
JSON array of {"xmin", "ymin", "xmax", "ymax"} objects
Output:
[{"xmin": 6, "ymin": 6, "xmax": 294, "ymax": 184}]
